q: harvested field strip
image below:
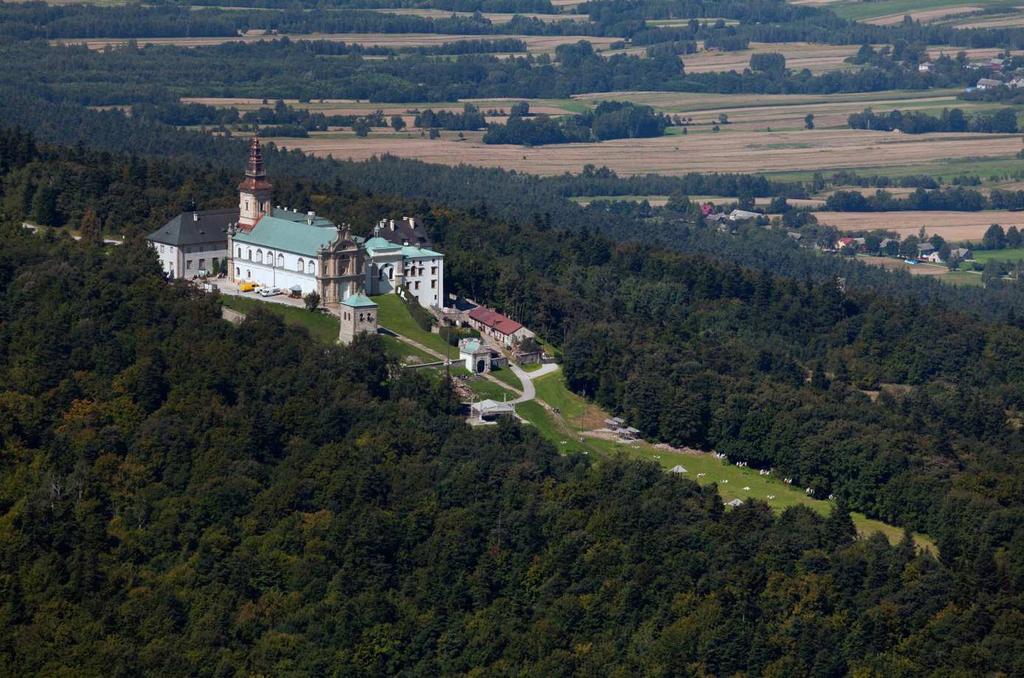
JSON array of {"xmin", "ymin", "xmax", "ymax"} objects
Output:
[
  {"xmin": 54, "ymin": 33, "xmax": 620, "ymax": 53},
  {"xmin": 365, "ymin": 8, "xmax": 590, "ymax": 23},
  {"xmin": 955, "ymin": 12, "xmax": 1024, "ymax": 28},
  {"xmin": 266, "ymin": 127, "xmax": 1020, "ymax": 177},
  {"xmin": 679, "ymin": 42, "xmax": 861, "ymax": 74},
  {"xmin": 829, "ymin": 0, "xmax": 1007, "ymax": 21},
  {"xmin": 182, "ymin": 96, "xmax": 580, "ymax": 116},
  {"xmin": 864, "ymin": 5, "xmax": 982, "ymax": 25},
  {"xmin": 818, "ymin": 209, "xmax": 1024, "ymax": 241}
]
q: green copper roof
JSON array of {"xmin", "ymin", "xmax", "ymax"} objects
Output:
[
  {"xmin": 234, "ymin": 209, "xmax": 340, "ymax": 256},
  {"xmin": 364, "ymin": 236, "xmax": 402, "ymax": 253},
  {"xmin": 342, "ymin": 293, "xmax": 377, "ymax": 308},
  {"xmin": 401, "ymin": 245, "xmax": 442, "ymax": 258}
]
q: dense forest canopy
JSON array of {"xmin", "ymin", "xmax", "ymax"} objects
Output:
[{"xmin": 2, "ymin": 157, "xmax": 1024, "ymax": 673}]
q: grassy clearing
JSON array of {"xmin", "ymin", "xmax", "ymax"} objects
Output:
[
  {"xmin": 971, "ymin": 247, "xmax": 1024, "ymax": 263},
  {"xmin": 489, "ymin": 367, "xmax": 523, "ymax": 391},
  {"xmin": 220, "ymin": 295, "xmax": 339, "ymax": 344},
  {"xmin": 381, "ymin": 335, "xmax": 436, "ymax": 362},
  {"xmin": 533, "ymin": 371, "xmax": 590, "ymax": 420},
  {"xmin": 524, "ymin": 369, "xmax": 935, "ymax": 551},
  {"xmin": 466, "ymin": 376, "xmax": 518, "ymax": 401},
  {"xmin": 942, "ymin": 270, "xmax": 986, "ymax": 286},
  {"xmin": 371, "ymin": 294, "xmax": 453, "ymax": 357}
]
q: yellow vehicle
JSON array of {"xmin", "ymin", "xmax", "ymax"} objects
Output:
[{"xmin": 238, "ymin": 282, "xmax": 257, "ymax": 292}]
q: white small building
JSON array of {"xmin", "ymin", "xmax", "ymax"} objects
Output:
[
  {"xmin": 459, "ymin": 337, "xmax": 492, "ymax": 373},
  {"xmin": 146, "ymin": 208, "xmax": 233, "ymax": 279}
]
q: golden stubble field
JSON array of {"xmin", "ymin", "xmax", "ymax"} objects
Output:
[
  {"xmin": 818, "ymin": 210, "xmax": 1024, "ymax": 241},
  {"xmin": 265, "ymin": 127, "xmax": 1020, "ymax": 178},
  {"xmin": 681, "ymin": 42, "xmax": 862, "ymax": 74}
]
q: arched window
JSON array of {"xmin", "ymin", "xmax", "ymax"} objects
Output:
[
  {"xmin": 237, "ymin": 246, "xmax": 241, "ymax": 258},
  {"xmin": 246, "ymin": 269, "xmax": 251, "ymax": 278},
  {"xmin": 277, "ymin": 254, "xmax": 284, "ymax": 267},
  {"xmin": 307, "ymin": 260, "xmax": 315, "ymax": 275},
  {"xmin": 297, "ymin": 257, "xmax": 304, "ymax": 272},
  {"xmin": 256, "ymin": 249, "xmax": 262, "ymax": 264},
  {"xmin": 266, "ymin": 251, "xmax": 274, "ymax": 267},
  {"xmin": 247, "ymin": 248, "xmax": 252, "ymax": 261},
  {"xmin": 235, "ymin": 266, "xmax": 239, "ymax": 276}
]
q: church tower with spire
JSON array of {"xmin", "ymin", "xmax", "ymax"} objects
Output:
[{"xmin": 237, "ymin": 135, "xmax": 272, "ymax": 231}]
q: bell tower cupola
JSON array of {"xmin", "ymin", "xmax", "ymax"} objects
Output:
[{"xmin": 237, "ymin": 135, "xmax": 272, "ymax": 230}]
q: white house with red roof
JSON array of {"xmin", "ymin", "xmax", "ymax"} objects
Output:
[{"xmin": 467, "ymin": 305, "xmax": 534, "ymax": 348}]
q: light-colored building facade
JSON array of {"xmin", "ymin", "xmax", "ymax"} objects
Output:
[
  {"xmin": 146, "ymin": 208, "xmax": 233, "ymax": 279},
  {"xmin": 364, "ymin": 236, "xmax": 444, "ymax": 308},
  {"xmin": 230, "ymin": 208, "xmax": 363, "ymax": 301}
]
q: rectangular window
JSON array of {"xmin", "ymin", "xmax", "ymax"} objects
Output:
[
  {"xmin": 414, "ymin": 281, "xmax": 420, "ymax": 290},
  {"xmin": 186, "ymin": 260, "xmax": 193, "ymax": 269},
  {"xmin": 431, "ymin": 280, "xmax": 436, "ymax": 288},
  {"xmin": 431, "ymin": 266, "xmax": 437, "ymax": 275},
  {"xmin": 159, "ymin": 244, "xmax": 164, "ymax": 253},
  {"xmin": 199, "ymin": 259, "xmax": 206, "ymax": 269}
]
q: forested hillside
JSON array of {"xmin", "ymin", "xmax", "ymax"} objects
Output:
[{"xmin": 1, "ymin": 223, "xmax": 1023, "ymax": 675}]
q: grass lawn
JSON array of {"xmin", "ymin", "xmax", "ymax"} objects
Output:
[
  {"xmin": 380, "ymin": 335, "xmax": 436, "ymax": 362},
  {"xmin": 971, "ymin": 248, "xmax": 1024, "ymax": 263},
  {"xmin": 371, "ymin": 294, "xmax": 454, "ymax": 356},
  {"xmin": 466, "ymin": 376, "xmax": 518, "ymax": 402},
  {"xmin": 489, "ymin": 366, "xmax": 522, "ymax": 391},
  {"xmin": 524, "ymin": 369, "xmax": 936, "ymax": 551},
  {"xmin": 533, "ymin": 371, "xmax": 590, "ymax": 420},
  {"xmin": 941, "ymin": 270, "xmax": 985, "ymax": 287},
  {"xmin": 220, "ymin": 296, "xmax": 339, "ymax": 344}
]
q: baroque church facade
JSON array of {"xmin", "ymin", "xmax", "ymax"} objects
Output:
[{"xmin": 228, "ymin": 136, "xmax": 366, "ymax": 303}]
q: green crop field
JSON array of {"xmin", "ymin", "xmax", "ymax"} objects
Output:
[
  {"xmin": 971, "ymin": 247, "xmax": 1024, "ymax": 263},
  {"xmin": 828, "ymin": 0, "xmax": 1006, "ymax": 22}
]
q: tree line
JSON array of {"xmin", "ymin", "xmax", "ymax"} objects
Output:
[
  {"xmin": 848, "ymin": 106, "xmax": 1020, "ymax": 134},
  {"xmin": 483, "ymin": 100, "xmax": 669, "ymax": 145}
]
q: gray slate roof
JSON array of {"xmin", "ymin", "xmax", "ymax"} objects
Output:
[{"xmin": 147, "ymin": 208, "xmax": 236, "ymax": 247}]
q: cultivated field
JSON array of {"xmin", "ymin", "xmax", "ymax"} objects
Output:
[
  {"xmin": 573, "ymin": 86, "xmax": 1010, "ymax": 131},
  {"xmin": 681, "ymin": 42, "xmax": 862, "ymax": 74},
  {"xmin": 864, "ymin": 5, "xmax": 982, "ymax": 25},
  {"xmin": 55, "ymin": 32, "xmax": 620, "ymax": 53},
  {"xmin": 266, "ymin": 126, "xmax": 1022, "ymax": 178},
  {"xmin": 816, "ymin": 0, "xmax": 1009, "ymax": 22},
  {"xmin": 818, "ymin": 209, "xmax": 1024, "ymax": 241},
  {"xmin": 182, "ymin": 96, "xmax": 581, "ymax": 117},
  {"xmin": 366, "ymin": 8, "xmax": 591, "ymax": 23}
]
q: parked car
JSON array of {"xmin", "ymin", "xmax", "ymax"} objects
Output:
[{"xmin": 258, "ymin": 287, "xmax": 282, "ymax": 297}]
